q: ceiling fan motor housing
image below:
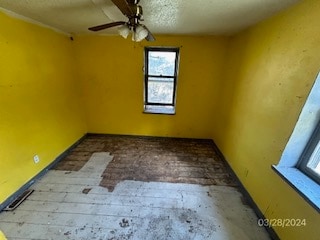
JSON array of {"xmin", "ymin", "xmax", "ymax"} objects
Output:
[
  {"xmin": 128, "ymin": 0, "xmax": 140, "ymax": 4},
  {"xmin": 128, "ymin": 5, "xmax": 143, "ymax": 20}
]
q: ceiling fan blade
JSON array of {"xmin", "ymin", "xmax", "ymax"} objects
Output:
[
  {"xmin": 111, "ymin": 0, "xmax": 133, "ymax": 17},
  {"xmin": 88, "ymin": 21, "xmax": 126, "ymax": 31},
  {"xmin": 142, "ymin": 25, "xmax": 155, "ymax": 41}
]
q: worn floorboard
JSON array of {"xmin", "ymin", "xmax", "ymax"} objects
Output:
[
  {"xmin": 0, "ymin": 151, "xmax": 270, "ymax": 240},
  {"xmin": 54, "ymin": 135, "xmax": 237, "ymax": 191}
]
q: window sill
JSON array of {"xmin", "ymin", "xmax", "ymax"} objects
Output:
[
  {"xmin": 272, "ymin": 165, "xmax": 320, "ymax": 212},
  {"xmin": 143, "ymin": 105, "xmax": 175, "ymax": 115}
]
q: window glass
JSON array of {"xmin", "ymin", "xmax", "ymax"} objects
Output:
[
  {"xmin": 148, "ymin": 51, "xmax": 176, "ymax": 76},
  {"xmin": 144, "ymin": 47, "xmax": 179, "ymax": 114},
  {"xmin": 306, "ymin": 140, "xmax": 320, "ymax": 176},
  {"xmin": 147, "ymin": 77, "xmax": 174, "ymax": 104}
]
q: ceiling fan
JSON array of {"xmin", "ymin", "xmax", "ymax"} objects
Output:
[{"xmin": 88, "ymin": 0, "xmax": 155, "ymax": 42}]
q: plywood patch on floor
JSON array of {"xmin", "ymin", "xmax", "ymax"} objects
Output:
[{"xmin": 0, "ymin": 153, "xmax": 270, "ymax": 240}]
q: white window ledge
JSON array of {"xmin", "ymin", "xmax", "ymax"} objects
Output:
[
  {"xmin": 272, "ymin": 165, "xmax": 320, "ymax": 212},
  {"xmin": 273, "ymin": 72, "xmax": 320, "ymax": 213},
  {"xmin": 143, "ymin": 105, "xmax": 175, "ymax": 115}
]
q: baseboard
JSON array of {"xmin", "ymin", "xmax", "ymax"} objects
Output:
[
  {"xmin": 0, "ymin": 133, "xmax": 280, "ymax": 239},
  {"xmin": 0, "ymin": 134, "xmax": 87, "ymax": 212},
  {"xmin": 86, "ymin": 132, "xmax": 213, "ymax": 141},
  {"xmin": 211, "ymin": 141, "xmax": 280, "ymax": 240}
]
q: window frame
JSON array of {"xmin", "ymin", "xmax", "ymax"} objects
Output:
[
  {"xmin": 297, "ymin": 119, "xmax": 320, "ymax": 185},
  {"xmin": 143, "ymin": 47, "xmax": 180, "ymax": 114},
  {"xmin": 272, "ymin": 72, "xmax": 320, "ymax": 212}
]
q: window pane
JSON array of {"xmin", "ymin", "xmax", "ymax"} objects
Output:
[
  {"xmin": 148, "ymin": 51, "xmax": 176, "ymax": 76},
  {"xmin": 307, "ymin": 140, "xmax": 320, "ymax": 175},
  {"xmin": 147, "ymin": 77, "xmax": 174, "ymax": 104}
]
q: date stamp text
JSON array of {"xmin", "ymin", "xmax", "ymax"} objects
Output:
[{"xmin": 257, "ymin": 218, "xmax": 306, "ymax": 228}]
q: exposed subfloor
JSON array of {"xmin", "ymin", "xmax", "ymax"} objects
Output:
[
  {"xmin": 54, "ymin": 135, "xmax": 238, "ymax": 191},
  {"xmin": 0, "ymin": 151, "xmax": 270, "ymax": 239}
]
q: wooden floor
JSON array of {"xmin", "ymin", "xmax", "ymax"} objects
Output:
[
  {"xmin": 0, "ymin": 136, "xmax": 271, "ymax": 239},
  {"xmin": 54, "ymin": 135, "xmax": 238, "ymax": 191}
]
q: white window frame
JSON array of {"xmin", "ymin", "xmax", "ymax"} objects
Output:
[
  {"xmin": 297, "ymin": 120, "xmax": 320, "ymax": 185},
  {"xmin": 273, "ymin": 72, "xmax": 320, "ymax": 212}
]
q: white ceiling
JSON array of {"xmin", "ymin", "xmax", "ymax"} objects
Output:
[{"xmin": 0, "ymin": 0, "xmax": 299, "ymax": 36}]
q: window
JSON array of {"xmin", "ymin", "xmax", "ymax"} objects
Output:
[
  {"xmin": 272, "ymin": 72, "xmax": 320, "ymax": 212},
  {"xmin": 144, "ymin": 47, "xmax": 180, "ymax": 114},
  {"xmin": 298, "ymin": 120, "xmax": 320, "ymax": 184}
]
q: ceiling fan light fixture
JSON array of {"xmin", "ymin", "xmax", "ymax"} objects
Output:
[
  {"xmin": 89, "ymin": 0, "xmax": 155, "ymax": 42},
  {"xmin": 118, "ymin": 24, "xmax": 130, "ymax": 39},
  {"xmin": 134, "ymin": 25, "xmax": 148, "ymax": 42}
]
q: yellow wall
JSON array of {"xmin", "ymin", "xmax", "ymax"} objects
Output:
[
  {"xmin": 0, "ymin": 231, "xmax": 7, "ymax": 240},
  {"xmin": 73, "ymin": 35, "xmax": 228, "ymax": 138},
  {"xmin": 0, "ymin": 11, "xmax": 86, "ymax": 204},
  {"xmin": 213, "ymin": 0, "xmax": 320, "ymax": 239},
  {"xmin": 1, "ymin": 1, "xmax": 320, "ymax": 239}
]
